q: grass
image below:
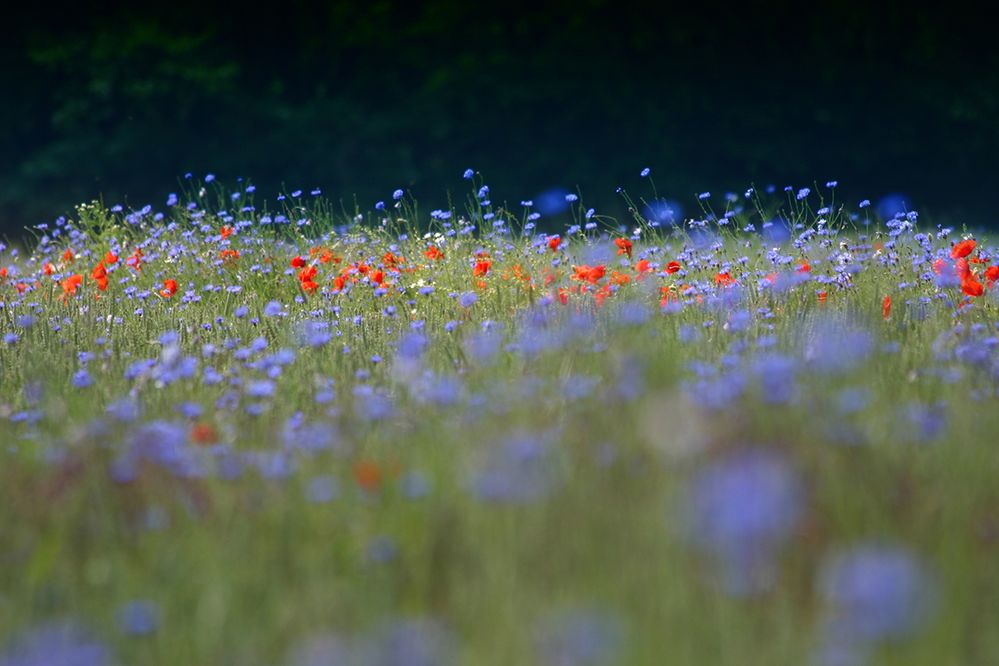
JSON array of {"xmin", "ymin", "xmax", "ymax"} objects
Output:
[{"xmin": 0, "ymin": 175, "xmax": 998, "ymax": 664}]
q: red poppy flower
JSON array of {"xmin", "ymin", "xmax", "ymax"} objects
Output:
[
  {"xmin": 614, "ymin": 237, "xmax": 633, "ymax": 259},
  {"xmin": 219, "ymin": 249, "xmax": 240, "ymax": 263},
  {"xmin": 962, "ymin": 277, "xmax": 984, "ymax": 297},
  {"xmin": 635, "ymin": 259, "xmax": 652, "ymax": 277},
  {"xmin": 951, "ymin": 239, "xmax": 977, "ymax": 259},
  {"xmin": 714, "ymin": 272, "xmax": 735, "ymax": 287},
  {"xmin": 190, "ymin": 423, "xmax": 219, "ymax": 445},
  {"xmin": 424, "ymin": 246, "xmax": 444, "ymax": 261},
  {"xmin": 594, "ymin": 283, "xmax": 612, "ymax": 306},
  {"xmin": 220, "ymin": 225, "xmax": 234, "ymax": 239},
  {"xmin": 797, "ymin": 261, "xmax": 811, "ymax": 273},
  {"xmin": 956, "ymin": 258, "xmax": 971, "ymax": 281},
  {"xmin": 298, "ymin": 265, "xmax": 318, "ymax": 283},
  {"xmin": 62, "ymin": 248, "xmax": 74, "ymax": 263},
  {"xmin": 160, "ymin": 279, "xmax": 178, "ymax": 298},
  {"xmin": 473, "ymin": 259, "xmax": 492, "ymax": 277},
  {"xmin": 610, "ymin": 271, "xmax": 631, "ymax": 286},
  {"xmin": 548, "ymin": 235, "xmax": 562, "ymax": 252},
  {"xmin": 91, "ymin": 262, "xmax": 109, "ymax": 291},
  {"xmin": 61, "ymin": 274, "xmax": 83, "ymax": 297},
  {"xmin": 882, "ymin": 295, "xmax": 891, "ymax": 319},
  {"xmin": 986, "ymin": 266, "xmax": 999, "ymax": 283},
  {"xmin": 291, "ymin": 256, "xmax": 307, "ymax": 269},
  {"xmin": 126, "ymin": 248, "xmax": 143, "ymax": 271},
  {"xmin": 353, "ymin": 460, "xmax": 383, "ymax": 491},
  {"xmin": 817, "ymin": 290, "xmax": 828, "ymax": 303},
  {"xmin": 104, "ymin": 251, "xmax": 118, "ymax": 264},
  {"xmin": 43, "ymin": 262, "xmax": 55, "ymax": 275},
  {"xmin": 572, "ymin": 264, "xmax": 606, "ymax": 285},
  {"xmin": 666, "ymin": 261, "xmax": 681, "ymax": 274}
]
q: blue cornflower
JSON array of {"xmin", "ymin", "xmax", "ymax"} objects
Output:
[
  {"xmin": 698, "ymin": 192, "xmax": 711, "ymax": 200},
  {"xmin": 246, "ymin": 380, "xmax": 275, "ymax": 399},
  {"xmin": 72, "ymin": 369, "xmax": 93, "ymax": 389},
  {"xmin": 469, "ymin": 434, "xmax": 559, "ymax": 504},
  {"xmin": 365, "ymin": 617, "xmax": 455, "ymax": 666},
  {"xmin": 204, "ymin": 173, "xmax": 215, "ymax": 182},
  {"xmin": 263, "ymin": 301, "xmax": 283, "ymax": 317},
  {"xmin": 463, "ymin": 168, "xmax": 475, "ymax": 179},
  {"xmin": 0, "ymin": 621, "xmax": 111, "ymax": 665},
  {"xmin": 640, "ymin": 167, "xmax": 651, "ymax": 177},
  {"xmin": 458, "ymin": 292, "xmax": 478, "ymax": 308},
  {"xmin": 392, "ymin": 189, "xmax": 404, "ymax": 200},
  {"xmin": 116, "ymin": 600, "xmax": 160, "ymax": 636},
  {"xmin": 818, "ymin": 544, "xmax": 935, "ymax": 652},
  {"xmin": 306, "ymin": 475, "xmax": 339, "ymax": 503},
  {"xmin": 536, "ymin": 608, "xmax": 622, "ymax": 666},
  {"xmin": 684, "ymin": 450, "xmax": 802, "ymax": 596}
]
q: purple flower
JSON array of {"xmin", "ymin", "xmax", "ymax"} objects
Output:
[
  {"xmin": 901, "ymin": 402, "xmax": 948, "ymax": 442},
  {"xmin": 106, "ymin": 397, "xmax": 140, "ymax": 422},
  {"xmin": 817, "ymin": 543, "xmax": 935, "ymax": 663},
  {"xmin": 0, "ymin": 621, "xmax": 111, "ymax": 666},
  {"xmin": 116, "ymin": 600, "xmax": 160, "ymax": 636},
  {"xmin": 305, "ymin": 475, "xmax": 339, "ymax": 503},
  {"xmin": 398, "ymin": 333, "xmax": 428, "ymax": 360},
  {"xmin": 536, "ymin": 608, "xmax": 622, "ymax": 666},
  {"xmin": 245, "ymin": 380, "xmax": 275, "ymax": 399},
  {"xmin": 751, "ymin": 354, "xmax": 798, "ymax": 405},
  {"xmin": 71, "ymin": 370, "xmax": 93, "ymax": 389},
  {"xmin": 363, "ymin": 617, "xmax": 455, "ymax": 666},
  {"xmin": 469, "ymin": 434, "xmax": 560, "ymax": 504},
  {"xmin": 263, "ymin": 301, "xmax": 284, "ymax": 317},
  {"xmin": 685, "ymin": 450, "xmax": 802, "ymax": 596},
  {"xmin": 458, "ymin": 291, "xmax": 478, "ymax": 308},
  {"xmin": 803, "ymin": 317, "xmax": 873, "ymax": 374}
]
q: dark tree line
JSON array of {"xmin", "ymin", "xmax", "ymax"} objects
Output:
[{"xmin": 4, "ymin": 2, "xmax": 998, "ymax": 233}]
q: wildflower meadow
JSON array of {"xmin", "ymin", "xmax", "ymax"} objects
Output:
[{"xmin": 1, "ymin": 170, "xmax": 998, "ymax": 665}]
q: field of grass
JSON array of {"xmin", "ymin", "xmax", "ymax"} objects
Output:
[{"xmin": 1, "ymin": 172, "xmax": 998, "ymax": 665}]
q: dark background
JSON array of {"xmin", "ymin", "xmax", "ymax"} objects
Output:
[{"xmin": 3, "ymin": 1, "xmax": 997, "ymax": 235}]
